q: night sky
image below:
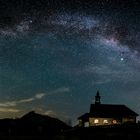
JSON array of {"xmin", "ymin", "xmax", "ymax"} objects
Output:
[{"xmin": 0, "ymin": 0, "xmax": 140, "ymax": 124}]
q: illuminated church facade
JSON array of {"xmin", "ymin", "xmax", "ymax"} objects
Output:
[{"xmin": 78, "ymin": 91, "xmax": 138, "ymax": 127}]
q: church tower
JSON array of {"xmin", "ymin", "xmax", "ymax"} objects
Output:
[{"xmin": 95, "ymin": 90, "xmax": 101, "ymax": 105}]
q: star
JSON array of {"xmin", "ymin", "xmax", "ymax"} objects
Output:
[{"xmin": 120, "ymin": 58, "xmax": 124, "ymax": 61}]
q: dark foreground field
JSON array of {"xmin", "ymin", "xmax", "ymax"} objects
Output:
[
  {"xmin": 60, "ymin": 124, "xmax": 140, "ymax": 140},
  {"xmin": 1, "ymin": 124, "xmax": 140, "ymax": 140}
]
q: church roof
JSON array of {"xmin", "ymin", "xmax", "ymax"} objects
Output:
[
  {"xmin": 90, "ymin": 104, "xmax": 138, "ymax": 117},
  {"xmin": 78, "ymin": 104, "xmax": 138, "ymax": 119}
]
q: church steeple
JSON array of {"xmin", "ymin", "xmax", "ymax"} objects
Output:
[{"xmin": 95, "ymin": 90, "xmax": 101, "ymax": 105}]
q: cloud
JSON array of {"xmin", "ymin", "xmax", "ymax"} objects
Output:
[
  {"xmin": 0, "ymin": 102, "xmax": 17, "ymax": 107},
  {"xmin": 45, "ymin": 87, "xmax": 70, "ymax": 96},
  {"xmin": 0, "ymin": 93, "xmax": 45, "ymax": 107},
  {"xmin": 33, "ymin": 88, "xmax": 69, "ymax": 100},
  {"xmin": 0, "ymin": 87, "xmax": 70, "ymax": 108},
  {"xmin": 18, "ymin": 98, "xmax": 34, "ymax": 103},
  {"xmin": 33, "ymin": 107, "xmax": 57, "ymax": 117},
  {"xmin": 44, "ymin": 110, "xmax": 57, "ymax": 117},
  {"xmin": 0, "ymin": 107, "xmax": 20, "ymax": 113},
  {"xmin": 19, "ymin": 93, "xmax": 45, "ymax": 103},
  {"xmin": 35, "ymin": 93, "xmax": 45, "ymax": 99}
]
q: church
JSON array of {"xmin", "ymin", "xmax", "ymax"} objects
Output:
[{"xmin": 78, "ymin": 91, "xmax": 138, "ymax": 127}]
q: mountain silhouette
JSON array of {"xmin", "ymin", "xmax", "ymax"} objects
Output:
[{"xmin": 0, "ymin": 111, "xmax": 71, "ymax": 137}]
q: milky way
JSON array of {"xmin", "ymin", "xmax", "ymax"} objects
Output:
[{"xmin": 0, "ymin": 0, "xmax": 140, "ymax": 124}]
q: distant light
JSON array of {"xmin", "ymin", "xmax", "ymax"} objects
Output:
[
  {"xmin": 94, "ymin": 119, "xmax": 99, "ymax": 124},
  {"xmin": 103, "ymin": 120, "xmax": 108, "ymax": 124},
  {"xmin": 121, "ymin": 58, "xmax": 124, "ymax": 61},
  {"xmin": 84, "ymin": 122, "xmax": 89, "ymax": 127},
  {"xmin": 113, "ymin": 120, "xmax": 117, "ymax": 124}
]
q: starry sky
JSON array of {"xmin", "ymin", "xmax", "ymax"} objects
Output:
[{"xmin": 0, "ymin": 0, "xmax": 140, "ymax": 124}]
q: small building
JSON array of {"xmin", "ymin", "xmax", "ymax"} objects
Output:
[{"xmin": 78, "ymin": 91, "xmax": 138, "ymax": 127}]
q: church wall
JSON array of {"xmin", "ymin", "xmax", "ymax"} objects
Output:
[
  {"xmin": 89, "ymin": 117, "xmax": 121, "ymax": 126},
  {"xmin": 122, "ymin": 116, "xmax": 136, "ymax": 123}
]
